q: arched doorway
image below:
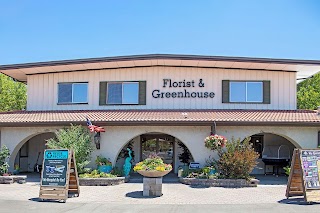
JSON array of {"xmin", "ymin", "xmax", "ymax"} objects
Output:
[
  {"xmin": 248, "ymin": 133, "xmax": 297, "ymax": 175},
  {"xmin": 115, "ymin": 132, "xmax": 194, "ymax": 173},
  {"xmin": 12, "ymin": 132, "xmax": 55, "ymax": 173}
]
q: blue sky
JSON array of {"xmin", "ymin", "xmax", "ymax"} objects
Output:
[{"xmin": 0, "ymin": 0, "xmax": 319, "ymax": 65}]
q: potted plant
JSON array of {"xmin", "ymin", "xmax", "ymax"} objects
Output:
[
  {"xmin": 95, "ymin": 155, "xmax": 112, "ymax": 173},
  {"xmin": 13, "ymin": 164, "xmax": 20, "ymax": 175},
  {"xmin": 133, "ymin": 154, "xmax": 172, "ymax": 177}
]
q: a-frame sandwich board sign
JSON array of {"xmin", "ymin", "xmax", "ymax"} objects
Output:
[
  {"xmin": 286, "ymin": 149, "xmax": 320, "ymax": 203},
  {"xmin": 39, "ymin": 149, "xmax": 79, "ymax": 203}
]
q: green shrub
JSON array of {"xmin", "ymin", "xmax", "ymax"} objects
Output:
[
  {"xmin": 95, "ymin": 155, "xmax": 112, "ymax": 166},
  {"xmin": 110, "ymin": 167, "xmax": 124, "ymax": 177},
  {"xmin": 182, "ymin": 167, "xmax": 218, "ymax": 179},
  {"xmin": 283, "ymin": 166, "xmax": 291, "ymax": 176},
  {"xmin": 46, "ymin": 124, "xmax": 94, "ymax": 174},
  {"xmin": 215, "ymin": 137, "xmax": 259, "ymax": 180},
  {"xmin": 0, "ymin": 145, "xmax": 10, "ymax": 175},
  {"xmin": 79, "ymin": 169, "xmax": 117, "ymax": 178}
]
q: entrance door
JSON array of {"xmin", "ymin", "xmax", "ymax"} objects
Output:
[{"xmin": 141, "ymin": 134, "xmax": 175, "ymax": 170}]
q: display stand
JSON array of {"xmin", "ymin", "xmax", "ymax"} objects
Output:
[
  {"xmin": 39, "ymin": 149, "xmax": 79, "ymax": 203},
  {"xmin": 286, "ymin": 149, "xmax": 320, "ymax": 203}
]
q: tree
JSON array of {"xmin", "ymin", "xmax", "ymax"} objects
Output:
[
  {"xmin": 46, "ymin": 124, "xmax": 94, "ymax": 173},
  {"xmin": 297, "ymin": 73, "xmax": 320, "ymax": 110},
  {"xmin": 177, "ymin": 141, "xmax": 192, "ymax": 165},
  {"xmin": 0, "ymin": 145, "xmax": 10, "ymax": 175},
  {"xmin": 0, "ymin": 74, "xmax": 27, "ymax": 112}
]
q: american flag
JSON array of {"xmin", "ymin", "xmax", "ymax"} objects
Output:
[{"xmin": 86, "ymin": 118, "xmax": 105, "ymax": 133}]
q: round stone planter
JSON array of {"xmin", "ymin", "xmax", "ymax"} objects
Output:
[
  {"xmin": 137, "ymin": 170, "xmax": 171, "ymax": 178},
  {"xmin": 79, "ymin": 176, "xmax": 129, "ymax": 186}
]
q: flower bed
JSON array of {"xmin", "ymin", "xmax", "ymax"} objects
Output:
[
  {"xmin": 79, "ymin": 176, "xmax": 129, "ymax": 186},
  {"xmin": 179, "ymin": 177, "xmax": 259, "ymax": 187},
  {"xmin": 79, "ymin": 169, "xmax": 128, "ymax": 186}
]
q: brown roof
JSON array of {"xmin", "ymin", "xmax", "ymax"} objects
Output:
[{"xmin": 0, "ymin": 109, "xmax": 319, "ymax": 127}]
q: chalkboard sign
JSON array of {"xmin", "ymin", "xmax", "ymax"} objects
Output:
[
  {"xmin": 39, "ymin": 149, "xmax": 79, "ymax": 202},
  {"xmin": 301, "ymin": 150, "xmax": 320, "ymax": 189},
  {"xmin": 41, "ymin": 150, "xmax": 69, "ymax": 186},
  {"xmin": 286, "ymin": 149, "xmax": 320, "ymax": 203}
]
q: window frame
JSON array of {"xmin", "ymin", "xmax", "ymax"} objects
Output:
[
  {"xmin": 57, "ymin": 82, "xmax": 89, "ymax": 105},
  {"xmin": 106, "ymin": 81, "xmax": 139, "ymax": 105},
  {"xmin": 229, "ymin": 81, "xmax": 263, "ymax": 103}
]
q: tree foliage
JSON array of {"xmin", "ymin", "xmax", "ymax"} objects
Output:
[
  {"xmin": 0, "ymin": 145, "xmax": 10, "ymax": 175},
  {"xmin": 46, "ymin": 124, "xmax": 94, "ymax": 173},
  {"xmin": 0, "ymin": 74, "xmax": 27, "ymax": 112},
  {"xmin": 297, "ymin": 73, "xmax": 320, "ymax": 110}
]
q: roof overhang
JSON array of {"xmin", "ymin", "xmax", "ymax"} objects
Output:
[
  {"xmin": 1, "ymin": 54, "xmax": 320, "ymax": 82},
  {"xmin": 0, "ymin": 109, "xmax": 320, "ymax": 127}
]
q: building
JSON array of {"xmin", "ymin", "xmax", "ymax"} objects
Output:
[{"xmin": 1, "ymin": 54, "xmax": 320, "ymax": 174}]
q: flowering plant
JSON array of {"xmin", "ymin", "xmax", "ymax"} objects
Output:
[
  {"xmin": 204, "ymin": 134, "xmax": 227, "ymax": 150},
  {"xmin": 95, "ymin": 155, "xmax": 112, "ymax": 166},
  {"xmin": 133, "ymin": 154, "xmax": 172, "ymax": 172}
]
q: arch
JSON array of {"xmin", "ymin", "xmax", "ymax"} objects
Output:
[
  {"xmin": 9, "ymin": 131, "xmax": 55, "ymax": 172},
  {"xmin": 243, "ymin": 131, "xmax": 301, "ymax": 149},
  {"xmin": 112, "ymin": 131, "xmax": 195, "ymax": 168}
]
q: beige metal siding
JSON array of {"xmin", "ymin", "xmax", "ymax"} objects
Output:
[{"xmin": 27, "ymin": 67, "xmax": 297, "ymax": 110}]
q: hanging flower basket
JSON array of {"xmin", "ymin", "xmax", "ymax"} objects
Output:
[{"xmin": 204, "ymin": 134, "xmax": 227, "ymax": 151}]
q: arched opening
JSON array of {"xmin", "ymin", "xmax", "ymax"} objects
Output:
[
  {"xmin": 114, "ymin": 132, "xmax": 194, "ymax": 174},
  {"xmin": 11, "ymin": 132, "xmax": 55, "ymax": 173},
  {"xmin": 247, "ymin": 132, "xmax": 298, "ymax": 175}
]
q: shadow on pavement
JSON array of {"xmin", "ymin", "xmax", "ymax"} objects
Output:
[
  {"xmin": 278, "ymin": 198, "xmax": 320, "ymax": 205},
  {"xmin": 29, "ymin": 198, "xmax": 64, "ymax": 203},
  {"xmin": 125, "ymin": 191, "xmax": 162, "ymax": 199}
]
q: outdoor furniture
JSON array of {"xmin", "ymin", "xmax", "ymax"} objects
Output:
[{"xmin": 262, "ymin": 145, "xmax": 291, "ymax": 175}]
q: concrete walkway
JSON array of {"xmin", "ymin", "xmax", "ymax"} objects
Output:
[{"xmin": 0, "ymin": 175, "xmax": 318, "ymax": 213}]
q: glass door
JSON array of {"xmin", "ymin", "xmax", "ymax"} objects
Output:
[{"xmin": 141, "ymin": 134, "xmax": 174, "ymax": 170}]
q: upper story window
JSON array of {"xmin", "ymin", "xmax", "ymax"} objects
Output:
[
  {"xmin": 230, "ymin": 82, "xmax": 263, "ymax": 103},
  {"xmin": 99, "ymin": 81, "xmax": 146, "ymax": 105},
  {"xmin": 58, "ymin": 82, "xmax": 88, "ymax": 104},
  {"xmin": 108, "ymin": 82, "xmax": 139, "ymax": 104},
  {"xmin": 222, "ymin": 80, "xmax": 270, "ymax": 104}
]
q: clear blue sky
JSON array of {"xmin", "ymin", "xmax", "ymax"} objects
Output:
[{"xmin": 0, "ymin": 0, "xmax": 319, "ymax": 65}]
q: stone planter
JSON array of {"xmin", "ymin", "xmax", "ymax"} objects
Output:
[
  {"xmin": 137, "ymin": 170, "xmax": 171, "ymax": 197},
  {"xmin": 137, "ymin": 170, "xmax": 171, "ymax": 178},
  {"xmin": 79, "ymin": 176, "xmax": 129, "ymax": 186},
  {"xmin": 179, "ymin": 177, "xmax": 259, "ymax": 187},
  {"xmin": 0, "ymin": 175, "xmax": 27, "ymax": 184}
]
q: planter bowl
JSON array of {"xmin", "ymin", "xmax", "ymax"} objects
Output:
[
  {"xmin": 137, "ymin": 170, "xmax": 171, "ymax": 178},
  {"xmin": 98, "ymin": 165, "xmax": 112, "ymax": 173}
]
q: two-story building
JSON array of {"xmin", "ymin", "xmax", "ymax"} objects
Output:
[{"xmin": 1, "ymin": 54, "xmax": 320, "ymax": 174}]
